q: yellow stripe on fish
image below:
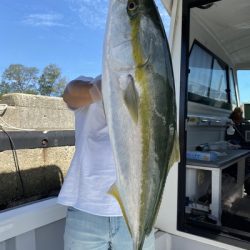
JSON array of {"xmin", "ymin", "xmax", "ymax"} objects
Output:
[{"xmin": 130, "ymin": 14, "xmax": 151, "ymax": 236}]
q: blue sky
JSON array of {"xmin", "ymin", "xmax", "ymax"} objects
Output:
[
  {"xmin": 237, "ymin": 71, "xmax": 250, "ymax": 104},
  {"xmin": 1, "ymin": 1, "xmax": 249, "ymax": 104},
  {"xmin": 0, "ymin": 0, "xmax": 170, "ymax": 82}
]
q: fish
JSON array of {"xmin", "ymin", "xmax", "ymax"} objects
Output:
[{"xmin": 102, "ymin": 0, "xmax": 180, "ymax": 249}]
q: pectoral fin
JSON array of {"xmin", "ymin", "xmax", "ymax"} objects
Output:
[
  {"xmin": 123, "ymin": 74, "xmax": 139, "ymax": 124},
  {"xmin": 108, "ymin": 183, "xmax": 132, "ymax": 235}
]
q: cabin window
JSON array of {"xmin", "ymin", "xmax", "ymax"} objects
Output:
[
  {"xmin": 188, "ymin": 43, "xmax": 213, "ymax": 97},
  {"xmin": 209, "ymin": 59, "xmax": 227, "ymax": 102},
  {"xmin": 188, "ymin": 42, "xmax": 231, "ymax": 109}
]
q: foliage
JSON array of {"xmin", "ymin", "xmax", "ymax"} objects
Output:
[
  {"xmin": 38, "ymin": 64, "xmax": 67, "ymax": 96},
  {"xmin": 0, "ymin": 64, "xmax": 39, "ymax": 95},
  {"xmin": 0, "ymin": 64, "xmax": 67, "ymax": 97}
]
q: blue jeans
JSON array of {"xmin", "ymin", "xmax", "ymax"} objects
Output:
[{"xmin": 64, "ymin": 207, "xmax": 155, "ymax": 250}]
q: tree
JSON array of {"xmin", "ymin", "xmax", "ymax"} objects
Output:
[
  {"xmin": 0, "ymin": 81, "xmax": 10, "ymax": 96},
  {"xmin": 0, "ymin": 63, "xmax": 67, "ymax": 97},
  {"xmin": 0, "ymin": 64, "xmax": 39, "ymax": 95},
  {"xmin": 38, "ymin": 64, "xmax": 67, "ymax": 96}
]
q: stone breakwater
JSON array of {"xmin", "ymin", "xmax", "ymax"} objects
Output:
[{"xmin": 0, "ymin": 93, "xmax": 75, "ymax": 209}]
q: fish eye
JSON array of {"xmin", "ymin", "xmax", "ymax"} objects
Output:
[{"xmin": 127, "ymin": 1, "xmax": 138, "ymax": 11}]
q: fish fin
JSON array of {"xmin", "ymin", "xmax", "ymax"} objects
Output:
[
  {"xmin": 108, "ymin": 183, "xmax": 132, "ymax": 235},
  {"xmin": 123, "ymin": 74, "xmax": 139, "ymax": 124},
  {"xmin": 169, "ymin": 132, "xmax": 180, "ymax": 169}
]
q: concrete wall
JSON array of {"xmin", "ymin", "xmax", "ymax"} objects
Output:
[
  {"xmin": 0, "ymin": 93, "xmax": 75, "ymax": 210},
  {"xmin": 0, "ymin": 93, "xmax": 74, "ymax": 130},
  {"xmin": 0, "ymin": 147, "xmax": 75, "ymax": 209}
]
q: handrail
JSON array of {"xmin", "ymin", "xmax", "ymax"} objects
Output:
[{"xmin": 0, "ymin": 130, "xmax": 75, "ymax": 152}]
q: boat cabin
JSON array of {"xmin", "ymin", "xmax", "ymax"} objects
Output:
[{"xmin": 156, "ymin": 0, "xmax": 250, "ymax": 249}]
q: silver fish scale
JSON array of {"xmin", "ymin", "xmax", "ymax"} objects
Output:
[{"xmin": 102, "ymin": 0, "xmax": 178, "ymax": 249}]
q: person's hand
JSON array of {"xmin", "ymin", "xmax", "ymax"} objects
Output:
[
  {"xmin": 89, "ymin": 75, "xmax": 102, "ymax": 102},
  {"xmin": 62, "ymin": 77, "xmax": 102, "ymax": 109}
]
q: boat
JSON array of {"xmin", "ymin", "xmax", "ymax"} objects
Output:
[{"xmin": 1, "ymin": 0, "xmax": 250, "ymax": 249}]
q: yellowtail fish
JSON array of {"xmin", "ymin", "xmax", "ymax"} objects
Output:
[{"xmin": 102, "ymin": 0, "xmax": 179, "ymax": 249}]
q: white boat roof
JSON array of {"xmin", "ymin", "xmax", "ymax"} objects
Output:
[{"xmin": 191, "ymin": 0, "xmax": 250, "ymax": 69}]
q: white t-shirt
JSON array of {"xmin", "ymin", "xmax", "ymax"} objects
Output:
[{"xmin": 57, "ymin": 100, "xmax": 122, "ymax": 216}]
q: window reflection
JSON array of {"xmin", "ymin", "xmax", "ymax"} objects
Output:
[
  {"xmin": 209, "ymin": 59, "xmax": 227, "ymax": 102},
  {"xmin": 188, "ymin": 42, "xmax": 235, "ymax": 109},
  {"xmin": 188, "ymin": 44, "xmax": 213, "ymax": 97}
]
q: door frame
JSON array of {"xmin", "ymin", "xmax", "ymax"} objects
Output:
[{"xmin": 177, "ymin": 1, "xmax": 250, "ymax": 249}]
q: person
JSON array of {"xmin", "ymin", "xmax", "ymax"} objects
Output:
[
  {"xmin": 229, "ymin": 107, "xmax": 244, "ymax": 125},
  {"xmin": 57, "ymin": 75, "xmax": 155, "ymax": 250}
]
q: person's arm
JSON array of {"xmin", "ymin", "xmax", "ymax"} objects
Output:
[{"xmin": 63, "ymin": 79, "xmax": 102, "ymax": 110}]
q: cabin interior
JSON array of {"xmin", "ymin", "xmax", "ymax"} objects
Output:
[{"xmin": 185, "ymin": 0, "xmax": 250, "ymax": 244}]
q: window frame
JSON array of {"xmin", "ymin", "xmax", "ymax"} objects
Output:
[
  {"xmin": 188, "ymin": 40, "xmax": 232, "ymax": 110},
  {"xmin": 229, "ymin": 67, "xmax": 240, "ymax": 107}
]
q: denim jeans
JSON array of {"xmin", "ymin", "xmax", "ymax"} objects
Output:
[{"xmin": 64, "ymin": 207, "xmax": 155, "ymax": 250}]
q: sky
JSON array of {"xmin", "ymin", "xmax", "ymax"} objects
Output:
[
  {"xmin": 237, "ymin": 71, "xmax": 250, "ymax": 104},
  {"xmin": 1, "ymin": 1, "xmax": 249, "ymax": 104},
  {"xmin": 0, "ymin": 0, "xmax": 171, "ymax": 82}
]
